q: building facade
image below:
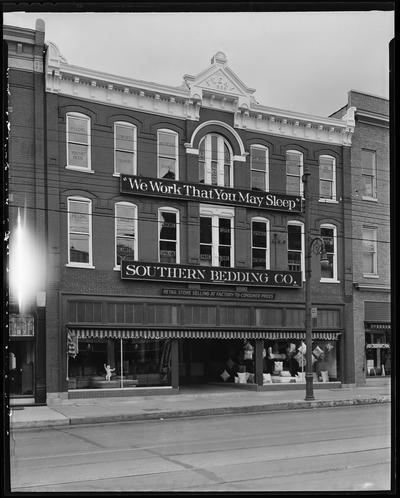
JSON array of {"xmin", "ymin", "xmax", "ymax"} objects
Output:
[
  {"xmin": 7, "ymin": 20, "xmax": 387, "ymax": 405},
  {"xmin": 332, "ymin": 91, "xmax": 391, "ymax": 384}
]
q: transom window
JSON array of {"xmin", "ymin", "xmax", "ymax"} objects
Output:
[
  {"xmin": 114, "ymin": 122, "xmax": 136, "ymax": 175},
  {"xmin": 287, "ymin": 222, "xmax": 304, "ymax": 277},
  {"xmin": 320, "ymin": 224, "xmax": 338, "ymax": 281},
  {"xmin": 198, "ymin": 134, "xmax": 233, "ymax": 187},
  {"xmin": 200, "ymin": 206, "xmax": 234, "ymax": 267},
  {"xmin": 252, "ymin": 218, "xmax": 270, "ymax": 269},
  {"xmin": 361, "ymin": 149, "xmax": 377, "ymax": 199},
  {"xmin": 67, "ymin": 197, "xmax": 92, "ymax": 267},
  {"xmin": 159, "ymin": 208, "xmax": 180, "ymax": 264},
  {"xmin": 158, "ymin": 129, "xmax": 178, "ymax": 180},
  {"xmin": 115, "ymin": 202, "xmax": 137, "ymax": 268},
  {"xmin": 319, "ymin": 155, "xmax": 336, "ymax": 200},
  {"xmin": 250, "ymin": 145, "xmax": 269, "ymax": 191},
  {"xmin": 66, "ymin": 113, "xmax": 91, "ymax": 171},
  {"xmin": 286, "ymin": 150, "xmax": 303, "ymax": 196}
]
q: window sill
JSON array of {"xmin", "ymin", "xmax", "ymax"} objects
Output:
[
  {"xmin": 318, "ymin": 199, "xmax": 338, "ymax": 204},
  {"xmin": 362, "ymin": 196, "xmax": 378, "ymax": 202},
  {"xmin": 66, "ymin": 263, "xmax": 95, "ymax": 269},
  {"xmin": 66, "ymin": 166, "xmax": 94, "ymax": 174},
  {"xmin": 320, "ymin": 279, "xmax": 340, "ymax": 284},
  {"xmin": 113, "ymin": 266, "xmax": 121, "ymax": 271},
  {"xmin": 113, "ymin": 173, "xmax": 136, "ymax": 177},
  {"xmin": 363, "ymin": 274, "xmax": 379, "ymax": 279}
]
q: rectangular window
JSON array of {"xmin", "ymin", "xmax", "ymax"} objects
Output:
[
  {"xmin": 251, "ymin": 146, "xmax": 268, "ymax": 191},
  {"xmin": 319, "ymin": 156, "xmax": 336, "ymax": 200},
  {"xmin": 320, "ymin": 226, "xmax": 337, "ymax": 280},
  {"xmin": 286, "ymin": 151, "xmax": 303, "ymax": 196},
  {"xmin": 252, "ymin": 220, "xmax": 268, "ymax": 269},
  {"xmin": 67, "ymin": 114, "xmax": 90, "ymax": 170},
  {"xmin": 200, "ymin": 207, "xmax": 234, "ymax": 267},
  {"xmin": 68, "ymin": 198, "xmax": 92, "ymax": 266},
  {"xmin": 114, "ymin": 123, "xmax": 136, "ymax": 175},
  {"xmin": 361, "ymin": 150, "xmax": 377, "ymax": 199},
  {"xmin": 158, "ymin": 130, "xmax": 178, "ymax": 180},
  {"xmin": 159, "ymin": 210, "xmax": 178, "ymax": 263},
  {"xmin": 115, "ymin": 203, "xmax": 137, "ymax": 267},
  {"xmin": 287, "ymin": 224, "xmax": 302, "ymax": 272},
  {"xmin": 362, "ymin": 227, "xmax": 378, "ymax": 275}
]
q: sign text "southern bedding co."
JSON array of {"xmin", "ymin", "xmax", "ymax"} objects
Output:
[{"xmin": 121, "ymin": 175, "xmax": 301, "ymax": 212}]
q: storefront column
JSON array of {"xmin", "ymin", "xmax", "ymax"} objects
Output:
[
  {"xmin": 35, "ymin": 307, "xmax": 46, "ymax": 403},
  {"xmin": 255, "ymin": 339, "xmax": 264, "ymax": 387},
  {"xmin": 171, "ymin": 339, "xmax": 179, "ymax": 389}
]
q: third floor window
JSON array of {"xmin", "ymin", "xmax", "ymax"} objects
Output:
[
  {"xmin": 114, "ymin": 122, "xmax": 136, "ymax": 176},
  {"xmin": 286, "ymin": 150, "xmax": 303, "ymax": 196},
  {"xmin": 361, "ymin": 149, "xmax": 377, "ymax": 199},
  {"xmin": 250, "ymin": 145, "xmax": 269, "ymax": 191},
  {"xmin": 158, "ymin": 129, "xmax": 178, "ymax": 180},
  {"xmin": 198, "ymin": 134, "xmax": 233, "ymax": 187}
]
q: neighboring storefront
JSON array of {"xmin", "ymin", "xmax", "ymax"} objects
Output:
[{"xmin": 364, "ymin": 301, "xmax": 391, "ymax": 377}]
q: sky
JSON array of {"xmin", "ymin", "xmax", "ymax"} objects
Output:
[{"xmin": 3, "ymin": 10, "xmax": 394, "ymax": 117}]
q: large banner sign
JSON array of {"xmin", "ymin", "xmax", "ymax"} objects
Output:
[
  {"xmin": 121, "ymin": 261, "xmax": 302, "ymax": 288},
  {"xmin": 120, "ymin": 175, "xmax": 302, "ymax": 213}
]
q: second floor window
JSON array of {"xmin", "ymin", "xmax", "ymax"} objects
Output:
[
  {"xmin": 319, "ymin": 155, "xmax": 336, "ymax": 200},
  {"xmin": 361, "ymin": 149, "xmax": 377, "ymax": 199},
  {"xmin": 286, "ymin": 150, "xmax": 303, "ymax": 196},
  {"xmin": 115, "ymin": 203, "xmax": 137, "ymax": 268},
  {"xmin": 159, "ymin": 208, "xmax": 179, "ymax": 263},
  {"xmin": 362, "ymin": 227, "xmax": 378, "ymax": 275},
  {"xmin": 67, "ymin": 197, "xmax": 92, "ymax": 266},
  {"xmin": 66, "ymin": 113, "xmax": 91, "ymax": 171},
  {"xmin": 114, "ymin": 122, "xmax": 136, "ymax": 175},
  {"xmin": 250, "ymin": 145, "xmax": 269, "ymax": 191},
  {"xmin": 287, "ymin": 222, "xmax": 303, "ymax": 274},
  {"xmin": 252, "ymin": 219, "xmax": 269, "ymax": 269},
  {"xmin": 320, "ymin": 224, "xmax": 337, "ymax": 280},
  {"xmin": 200, "ymin": 206, "xmax": 234, "ymax": 267},
  {"xmin": 158, "ymin": 130, "xmax": 178, "ymax": 180},
  {"xmin": 198, "ymin": 134, "xmax": 233, "ymax": 187}
]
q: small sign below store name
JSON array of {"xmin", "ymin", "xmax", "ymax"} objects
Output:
[{"xmin": 162, "ymin": 288, "xmax": 275, "ymax": 300}]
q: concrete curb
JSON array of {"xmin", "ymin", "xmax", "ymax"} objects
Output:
[{"xmin": 11, "ymin": 395, "xmax": 390, "ymax": 430}]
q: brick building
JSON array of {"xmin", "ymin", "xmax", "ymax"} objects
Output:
[{"xmin": 7, "ymin": 20, "xmax": 386, "ymax": 405}]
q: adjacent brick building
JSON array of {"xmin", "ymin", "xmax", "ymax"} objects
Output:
[{"xmin": 5, "ymin": 20, "xmax": 388, "ymax": 404}]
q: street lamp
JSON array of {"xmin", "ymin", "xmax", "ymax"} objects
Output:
[{"xmin": 302, "ymin": 170, "xmax": 330, "ymax": 401}]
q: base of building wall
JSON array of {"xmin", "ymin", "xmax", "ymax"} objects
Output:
[
  {"xmin": 211, "ymin": 382, "xmax": 342, "ymax": 391},
  {"xmin": 47, "ymin": 392, "xmax": 69, "ymax": 405},
  {"xmin": 68, "ymin": 386, "xmax": 179, "ymax": 399}
]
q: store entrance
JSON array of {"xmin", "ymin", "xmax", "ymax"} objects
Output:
[{"xmin": 179, "ymin": 339, "xmax": 248, "ymax": 385}]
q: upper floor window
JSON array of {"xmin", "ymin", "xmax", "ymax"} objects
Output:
[
  {"xmin": 362, "ymin": 227, "xmax": 378, "ymax": 276},
  {"xmin": 251, "ymin": 218, "xmax": 270, "ymax": 269},
  {"xmin": 114, "ymin": 122, "xmax": 136, "ymax": 176},
  {"xmin": 198, "ymin": 134, "xmax": 233, "ymax": 187},
  {"xmin": 158, "ymin": 129, "xmax": 178, "ymax": 180},
  {"xmin": 320, "ymin": 224, "xmax": 338, "ymax": 281},
  {"xmin": 287, "ymin": 221, "xmax": 304, "ymax": 277},
  {"xmin": 66, "ymin": 113, "xmax": 91, "ymax": 171},
  {"xmin": 361, "ymin": 149, "xmax": 377, "ymax": 199},
  {"xmin": 286, "ymin": 150, "xmax": 303, "ymax": 196},
  {"xmin": 67, "ymin": 197, "xmax": 93, "ymax": 267},
  {"xmin": 250, "ymin": 145, "xmax": 269, "ymax": 191},
  {"xmin": 159, "ymin": 208, "xmax": 180, "ymax": 264},
  {"xmin": 115, "ymin": 202, "xmax": 137, "ymax": 268},
  {"xmin": 200, "ymin": 205, "xmax": 234, "ymax": 267},
  {"xmin": 319, "ymin": 155, "xmax": 336, "ymax": 201}
]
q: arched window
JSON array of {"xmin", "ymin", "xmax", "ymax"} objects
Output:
[
  {"xmin": 158, "ymin": 207, "xmax": 180, "ymax": 264},
  {"xmin": 66, "ymin": 112, "xmax": 91, "ymax": 171},
  {"xmin": 114, "ymin": 122, "xmax": 137, "ymax": 176},
  {"xmin": 251, "ymin": 217, "xmax": 270, "ymax": 269},
  {"xmin": 286, "ymin": 150, "xmax": 303, "ymax": 196},
  {"xmin": 319, "ymin": 155, "xmax": 336, "ymax": 201},
  {"xmin": 115, "ymin": 202, "xmax": 137, "ymax": 268},
  {"xmin": 198, "ymin": 134, "xmax": 233, "ymax": 187},
  {"xmin": 287, "ymin": 220, "xmax": 304, "ymax": 279},
  {"xmin": 320, "ymin": 223, "xmax": 338, "ymax": 281},
  {"xmin": 157, "ymin": 129, "xmax": 179, "ymax": 180},
  {"xmin": 67, "ymin": 196, "xmax": 93, "ymax": 267},
  {"xmin": 250, "ymin": 145, "xmax": 269, "ymax": 191}
]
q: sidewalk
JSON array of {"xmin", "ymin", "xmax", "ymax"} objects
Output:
[{"xmin": 9, "ymin": 382, "xmax": 391, "ymax": 430}]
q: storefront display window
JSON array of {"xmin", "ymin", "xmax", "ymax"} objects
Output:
[
  {"xmin": 9, "ymin": 340, "xmax": 35, "ymax": 395},
  {"xmin": 68, "ymin": 338, "xmax": 171, "ymax": 389}
]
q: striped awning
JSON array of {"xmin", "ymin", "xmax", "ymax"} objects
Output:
[
  {"xmin": 67, "ymin": 327, "xmax": 341, "ymax": 341},
  {"xmin": 365, "ymin": 322, "xmax": 391, "ymax": 331}
]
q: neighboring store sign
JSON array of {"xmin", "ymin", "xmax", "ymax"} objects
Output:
[
  {"xmin": 120, "ymin": 175, "xmax": 302, "ymax": 213},
  {"xmin": 162, "ymin": 288, "xmax": 275, "ymax": 300},
  {"xmin": 9, "ymin": 314, "xmax": 35, "ymax": 337},
  {"xmin": 121, "ymin": 261, "xmax": 302, "ymax": 288},
  {"xmin": 366, "ymin": 343, "xmax": 390, "ymax": 349}
]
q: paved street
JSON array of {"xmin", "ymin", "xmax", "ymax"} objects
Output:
[{"xmin": 9, "ymin": 404, "xmax": 391, "ymax": 492}]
